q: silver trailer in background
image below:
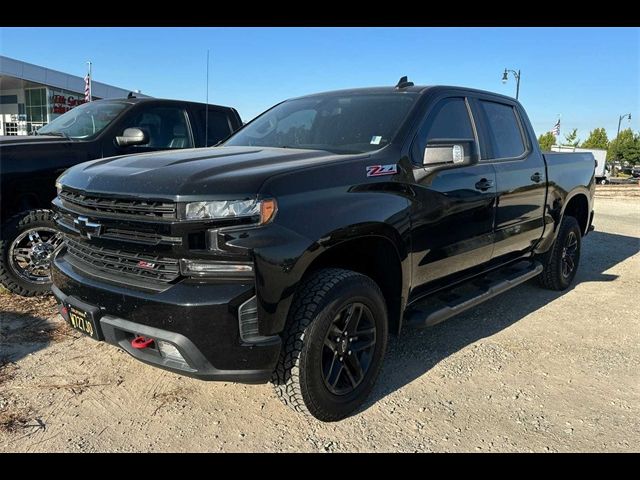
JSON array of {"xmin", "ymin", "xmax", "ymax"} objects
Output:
[{"xmin": 552, "ymin": 146, "xmax": 608, "ymax": 184}]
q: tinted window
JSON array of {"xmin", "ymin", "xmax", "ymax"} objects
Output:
[
  {"xmin": 412, "ymin": 98, "xmax": 474, "ymax": 160},
  {"xmin": 0, "ymin": 95, "xmax": 18, "ymax": 104},
  {"xmin": 199, "ymin": 109, "xmax": 233, "ymax": 146},
  {"xmin": 123, "ymin": 106, "xmax": 193, "ymax": 149},
  {"xmin": 479, "ymin": 101, "xmax": 526, "ymax": 159},
  {"xmin": 225, "ymin": 93, "xmax": 417, "ymax": 154}
]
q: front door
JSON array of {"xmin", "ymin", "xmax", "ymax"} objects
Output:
[
  {"xmin": 409, "ymin": 96, "xmax": 497, "ymax": 296},
  {"xmin": 103, "ymin": 104, "xmax": 195, "ymax": 157}
]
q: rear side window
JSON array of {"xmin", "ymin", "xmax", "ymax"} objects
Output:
[
  {"xmin": 479, "ymin": 101, "xmax": 526, "ymax": 159},
  {"xmin": 199, "ymin": 109, "xmax": 233, "ymax": 146},
  {"xmin": 412, "ymin": 97, "xmax": 474, "ymax": 161}
]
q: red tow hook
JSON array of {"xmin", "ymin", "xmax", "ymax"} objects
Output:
[{"xmin": 131, "ymin": 336, "xmax": 155, "ymax": 349}]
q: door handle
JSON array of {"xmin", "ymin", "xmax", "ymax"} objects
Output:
[
  {"xmin": 531, "ymin": 172, "xmax": 542, "ymax": 183},
  {"xmin": 474, "ymin": 178, "xmax": 494, "ymax": 191}
]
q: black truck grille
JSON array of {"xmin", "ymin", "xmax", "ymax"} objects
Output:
[
  {"xmin": 64, "ymin": 237, "xmax": 180, "ymax": 285},
  {"xmin": 59, "ymin": 189, "xmax": 176, "ymax": 219}
]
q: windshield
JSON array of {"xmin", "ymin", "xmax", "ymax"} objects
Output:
[
  {"xmin": 224, "ymin": 93, "xmax": 418, "ymax": 154},
  {"xmin": 38, "ymin": 102, "xmax": 127, "ymax": 139}
]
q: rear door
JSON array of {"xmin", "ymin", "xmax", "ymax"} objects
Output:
[
  {"xmin": 409, "ymin": 95, "xmax": 497, "ymax": 292},
  {"xmin": 192, "ymin": 105, "xmax": 241, "ymax": 147},
  {"xmin": 472, "ymin": 97, "xmax": 546, "ymax": 260}
]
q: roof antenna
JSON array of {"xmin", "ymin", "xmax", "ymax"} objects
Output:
[
  {"xmin": 127, "ymin": 91, "xmax": 136, "ymax": 99},
  {"xmin": 395, "ymin": 76, "xmax": 414, "ymax": 89},
  {"xmin": 205, "ymin": 49, "xmax": 210, "ymax": 147}
]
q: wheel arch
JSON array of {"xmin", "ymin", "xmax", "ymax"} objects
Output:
[
  {"xmin": 298, "ymin": 230, "xmax": 409, "ymax": 335},
  {"xmin": 561, "ymin": 191, "xmax": 590, "ymax": 236}
]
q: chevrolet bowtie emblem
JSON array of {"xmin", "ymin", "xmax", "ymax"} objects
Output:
[{"xmin": 73, "ymin": 216, "xmax": 102, "ymax": 239}]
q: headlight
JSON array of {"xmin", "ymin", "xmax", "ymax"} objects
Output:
[
  {"xmin": 184, "ymin": 198, "xmax": 277, "ymax": 224},
  {"xmin": 55, "ymin": 180, "xmax": 63, "ymax": 195}
]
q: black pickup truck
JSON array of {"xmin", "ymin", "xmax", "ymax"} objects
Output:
[
  {"xmin": 50, "ymin": 79, "xmax": 595, "ymax": 421},
  {"xmin": 0, "ymin": 96, "xmax": 242, "ymax": 296}
]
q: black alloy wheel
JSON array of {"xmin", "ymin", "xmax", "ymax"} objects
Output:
[
  {"xmin": 321, "ymin": 302, "xmax": 377, "ymax": 396},
  {"xmin": 561, "ymin": 230, "xmax": 579, "ymax": 279}
]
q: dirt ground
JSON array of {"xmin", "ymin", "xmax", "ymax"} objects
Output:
[{"xmin": 1, "ymin": 188, "xmax": 639, "ymax": 452}]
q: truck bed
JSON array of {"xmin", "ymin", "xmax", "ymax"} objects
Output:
[{"xmin": 544, "ymin": 151, "xmax": 596, "ymax": 189}]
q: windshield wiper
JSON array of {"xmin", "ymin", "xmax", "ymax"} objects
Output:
[{"xmin": 42, "ymin": 131, "xmax": 73, "ymax": 140}]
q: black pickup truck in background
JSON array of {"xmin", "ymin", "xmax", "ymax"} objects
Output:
[
  {"xmin": 0, "ymin": 96, "xmax": 242, "ymax": 296},
  {"xmin": 51, "ymin": 79, "xmax": 595, "ymax": 421}
]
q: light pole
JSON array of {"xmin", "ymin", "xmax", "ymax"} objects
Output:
[
  {"xmin": 617, "ymin": 113, "xmax": 631, "ymax": 140},
  {"xmin": 614, "ymin": 113, "xmax": 632, "ymax": 171},
  {"xmin": 501, "ymin": 68, "xmax": 521, "ymax": 100}
]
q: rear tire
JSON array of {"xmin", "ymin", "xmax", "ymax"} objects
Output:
[
  {"xmin": 0, "ymin": 210, "xmax": 61, "ymax": 296},
  {"xmin": 271, "ymin": 268, "xmax": 388, "ymax": 422},
  {"xmin": 537, "ymin": 215, "xmax": 582, "ymax": 291}
]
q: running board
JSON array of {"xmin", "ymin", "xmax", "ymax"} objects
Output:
[{"xmin": 405, "ymin": 260, "xmax": 543, "ymax": 328}]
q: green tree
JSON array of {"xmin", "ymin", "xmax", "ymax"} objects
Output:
[
  {"xmin": 608, "ymin": 128, "xmax": 637, "ymax": 163},
  {"xmin": 581, "ymin": 128, "xmax": 609, "ymax": 150},
  {"xmin": 538, "ymin": 132, "xmax": 556, "ymax": 151},
  {"xmin": 618, "ymin": 131, "xmax": 640, "ymax": 166},
  {"xmin": 563, "ymin": 128, "xmax": 580, "ymax": 147}
]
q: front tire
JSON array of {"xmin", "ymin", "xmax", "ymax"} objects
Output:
[
  {"xmin": 537, "ymin": 215, "xmax": 582, "ymax": 291},
  {"xmin": 271, "ymin": 268, "xmax": 388, "ymax": 422},
  {"xmin": 0, "ymin": 210, "xmax": 62, "ymax": 296}
]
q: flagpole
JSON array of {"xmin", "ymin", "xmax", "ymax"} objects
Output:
[{"xmin": 86, "ymin": 61, "xmax": 92, "ymax": 102}]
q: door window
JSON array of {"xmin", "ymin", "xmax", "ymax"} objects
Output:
[
  {"xmin": 478, "ymin": 101, "xmax": 526, "ymax": 159},
  {"xmin": 124, "ymin": 106, "xmax": 193, "ymax": 149},
  {"xmin": 412, "ymin": 98, "xmax": 474, "ymax": 161},
  {"xmin": 198, "ymin": 109, "xmax": 234, "ymax": 146}
]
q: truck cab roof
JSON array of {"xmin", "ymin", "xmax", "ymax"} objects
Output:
[
  {"xmin": 296, "ymin": 84, "xmax": 520, "ymax": 104},
  {"xmin": 89, "ymin": 96, "xmax": 237, "ymax": 110}
]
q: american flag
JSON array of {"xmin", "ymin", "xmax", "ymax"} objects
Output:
[
  {"xmin": 84, "ymin": 72, "xmax": 91, "ymax": 102},
  {"xmin": 550, "ymin": 119, "xmax": 560, "ymax": 136}
]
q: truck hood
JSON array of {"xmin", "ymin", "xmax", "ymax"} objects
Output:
[
  {"xmin": 0, "ymin": 135, "xmax": 73, "ymax": 147},
  {"xmin": 59, "ymin": 146, "xmax": 364, "ymax": 200}
]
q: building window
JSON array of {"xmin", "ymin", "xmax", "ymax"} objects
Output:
[
  {"xmin": 0, "ymin": 94, "xmax": 18, "ymax": 105},
  {"xmin": 4, "ymin": 122, "xmax": 19, "ymax": 135},
  {"xmin": 25, "ymin": 88, "xmax": 48, "ymax": 125}
]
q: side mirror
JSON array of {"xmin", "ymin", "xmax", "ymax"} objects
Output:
[
  {"xmin": 423, "ymin": 138, "xmax": 479, "ymax": 168},
  {"xmin": 116, "ymin": 127, "xmax": 148, "ymax": 147}
]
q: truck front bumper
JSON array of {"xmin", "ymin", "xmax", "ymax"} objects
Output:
[{"xmin": 51, "ymin": 254, "xmax": 281, "ymax": 384}]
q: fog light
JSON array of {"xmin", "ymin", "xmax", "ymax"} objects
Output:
[
  {"xmin": 157, "ymin": 340, "xmax": 186, "ymax": 364},
  {"xmin": 238, "ymin": 295, "xmax": 273, "ymax": 344}
]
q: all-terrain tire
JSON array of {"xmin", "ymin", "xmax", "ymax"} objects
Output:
[
  {"xmin": 537, "ymin": 215, "xmax": 582, "ymax": 291},
  {"xmin": 0, "ymin": 209, "xmax": 58, "ymax": 296},
  {"xmin": 271, "ymin": 268, "xmax": 388, "ymax": 422}
]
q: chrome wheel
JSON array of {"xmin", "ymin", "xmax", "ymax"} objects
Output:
[
  {"xmin": 322, "ymin": 302, "xmax": 377, "ymax": 396},
  {"xmin": 8, "ymin": 227, "xmax": 63, "ymax": 284}
]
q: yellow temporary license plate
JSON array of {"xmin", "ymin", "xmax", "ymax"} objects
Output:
[{"xmin": 67, "ymin": 305, "xmax": 101, "ymax": 340}]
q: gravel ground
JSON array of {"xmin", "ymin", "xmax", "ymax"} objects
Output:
[{"xmin": 1, "ymin": 192, "xmax": 639, "ymax": 452}]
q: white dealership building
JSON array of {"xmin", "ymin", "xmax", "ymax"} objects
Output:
[{"xmin": 0, "ymin": 55, "xmax": 146, "ymax": 136}]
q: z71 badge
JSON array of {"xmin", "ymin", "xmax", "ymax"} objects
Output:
[{"xmin": 366, "ymin": 164, "xmax": 398, "ymax": 177}]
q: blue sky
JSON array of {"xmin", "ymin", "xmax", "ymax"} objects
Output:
[{"xmin": 1, "ymin": 27, "xmax": 638, "ymax": 141}]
